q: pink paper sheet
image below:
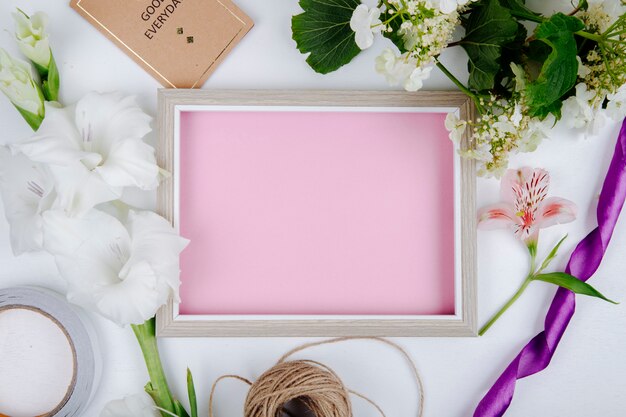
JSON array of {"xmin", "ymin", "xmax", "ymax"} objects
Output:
[{"xmin": 179, "ymin": 110, "xmax": 455, "ymax": 315}]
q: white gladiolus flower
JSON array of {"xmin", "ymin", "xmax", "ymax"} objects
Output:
[
  {"xmin": 12, "ymin": 92, "xmax": 160, "ymax": 216},
  {"xmin": 43, "ymin": 209, "xmax": 189, "ymax": 326},
  {"xmin": 350, "ymin": 4, "xmax": 382, "ymax": 50},
  {"xmin": 0, "ymin": 48, "xmax": 44, "ymax": 117},
  {"xmin": 0, "ymin": 147, "xmax": 55, "ymax": 255},
  {"xmin": 607, "ymin": 84, "xmax": 626, "ymax": 120},
  {"xmin": 13, "ymin": 10, "xmax": 51, "ymax": 69},
  {"xmin": 101, "ymin": 393, "xmax": 159, "ymax": 417}
]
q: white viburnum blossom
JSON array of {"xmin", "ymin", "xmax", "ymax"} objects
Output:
[
  {"xmin": 375, "ymin": 49, "xmax": 414, "ymax": 86},
  {"xmin": 607, "ymin": 83, "xmax": 626, "ymax": 120},
  {"xmin": 378, "ymin": 0, "xmax": 459, "ymax": 90},
  {"xmin": 12, "ymin": 92, "xmax": 160, "ymax": 216},
  {"xmin": 585, "ymin": 0, "xmax": 626, "ymax": 32},
  {"xmin": 43, "ymin": 208, "xmax": 189, "ymax": 326},
  {"xmin": 12, "ymin": 10, "xmax": 51, "ymax": 69},
  {"xmin": 0, "ymin": 48, "xmax": 44, "ymax": 117},
  {"xmin": 561, "ymin": 83, "xmax": 597, "ymax": 129},
  {"xmin": 445, "ymin": 112, "xmax": 466, "ymax": 143},
  {"xmin": 404, "ymin": 65, "xmax": 433, "ymax": 91},
  {"xmin": 434, "ymin": 0, "xmax": 474, "ymax": 14},
  {"xmin": 101, "ymin": 393, "xmax": 159, "ymax": 417},
  {"xmin": 577, "ymin": 56, "xmax": 591, "ymax": 79},
  {"xmin": 350, "ymin": 4, "xmax": 382, "ymax": 50},
  {"xmin": 519, "ymin": 115, "xmax": 554, "ymax": 153},
  {"xmin": 0, "ymin": 146, "xmax": 55, "ymax": 255}
]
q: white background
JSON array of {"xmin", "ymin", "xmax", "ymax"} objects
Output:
[{"xmin": 1, "ymin": 1, "xmax": 625, "ymax": 416}]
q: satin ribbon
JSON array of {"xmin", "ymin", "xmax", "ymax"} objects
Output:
[{"xmin": 474, "ymin": 119, "xmax": 626, "ymax": 417}]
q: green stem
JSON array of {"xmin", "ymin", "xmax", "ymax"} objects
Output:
[
  {"xmin": 479, "ymin": 274, "xmax": 534, "ymax": 336},
  {"xmin": 435, "ymin": 60, "xmax": 485, "ymax": 113},
  {"xmin": 575, "ymin": 30, "xmax": 603, "ymax": 43},
  {"xmin": 132, "ymin": 318, "xmax": 186, "ymax": 417}
]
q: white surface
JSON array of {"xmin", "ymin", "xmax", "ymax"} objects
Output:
[
  {"xmin": 0, "ymin": 1, "xmax": 625, "ymax": 417},
  {"xmin": 0, "ymin": 308, "xmax": 74, "ymax": 416}
]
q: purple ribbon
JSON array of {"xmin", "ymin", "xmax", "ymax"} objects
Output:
[{"xmin": 474, "ymin": 119, "xmax": 626, "ymax": 417}]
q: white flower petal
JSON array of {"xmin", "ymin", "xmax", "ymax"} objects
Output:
[
  {"xmin": 12, "ymin": 10, "xmax": 51, "ymax": 68},
  {"xmin": 74, "ymin": 93, "xmax": 152, "ymax": 158},
  {"xmin": 355, "ymin": 30, "xmax": 375, "ymax": 49},
  {"xmin": 94, "ymin": 260, "xmax": 165, "ymax": 325},
  {"xmin": 13, "ymin": 103, "xmax": 98, "ymax": 166},
  {"xmin": 42, "ymin": 209, "xmax": 131, "ymax": 288},
  {"xmin": 50, "ymin": 164, "xmax": 121, "ymax": 216},
  {"xmin": 101, "ymin": 393, "xmax": 159, "ymax": 417},
  {"xmin": 96, "ymin": 139, "xmax": 159, "ymax": 190},
  {"xmin": 438, "ymin": 0, "xmax": 460, "ymax": 14},
  {"xmin": 350, "ymin": 4, "xmax": 381, "ymax": 50},
  {"xmin": 124, "ymin": 211, "xmax": 189, "ymax": 299},
  {"xmin": 0, "ymin": 48, "xmax": 44, "ymax": 116},
  {"xmin": 0, "ymin": 147, "xmax": 55, "ymax": 255},
  {"xmin": 44, "ymin": 208, "xmax": 188, "ymax": 326}
]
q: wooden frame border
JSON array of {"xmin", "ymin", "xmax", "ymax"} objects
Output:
[{"xmin": 156, "ymin": 90, "xmax": 477, "ymax": 337}]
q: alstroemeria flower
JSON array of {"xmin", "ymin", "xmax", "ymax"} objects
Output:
[
  {"xmin": 478, "ymin": 167, "xmax": 577, "ymax": 242},
  {"xmin": 101, "ymin": 392, "xmax": 159, "ymax": 417},
  {"xmin": 350, "ymin": 4, "xmax": 382, "ymax": 50},
  {"xmin": 12, "ymin": 92, "xmax": 160, "ymax": 216},
  {"xmin": 0, "ymin": 147, "xmax": 55, "ymax": 255},
  {"xmin": 43, "ymin": 208, "xmax": 189, "ymax": 326}
]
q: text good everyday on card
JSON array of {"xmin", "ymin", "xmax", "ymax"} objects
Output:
[{"xmin": 70, "ymin": 0, "xmax": 253, "ymax": 88}]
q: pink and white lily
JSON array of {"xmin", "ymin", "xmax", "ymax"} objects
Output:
[{"xmin": 478, "ymin": 167, "xmax": 577, "ymax": 244}]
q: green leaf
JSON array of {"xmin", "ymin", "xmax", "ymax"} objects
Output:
[
  {"xmin": 538, "ymin": 235, "xmax": 568, "ymax": 272},
  {"xmin": 15, "ymin": 105, "xmax": 43, "ymax": 131},
  {"xmin": 499, "ymin": 0, "xmax": 543, "ymax": 23},
  {"xmin": 525, "ymin": 13, "xmax": 585, "ymax": 119},
  {"xmin": 41, "ymin": 52, "xmax": 60, "ymax": 102},
  {"xmin": 291, "ymin": 0, "xmax": 362, "ymax": 74},
  {"xmin": 187, "ymin": 368, "xmax": 198, "ymax": 417},
  {"xmin": 173, "ymin": 400, "xmax": 191, "ymax": 417},
  {"xmin": 495, "ymin": 22, "xmax": 528, "ymax": 92},
  {"xmin": 534, "ymin": 272, "xmax": 618, "ymax": 304},
  {"xmin": 458, "ymin": 0, "xmax": 519, "ymax": 91}
]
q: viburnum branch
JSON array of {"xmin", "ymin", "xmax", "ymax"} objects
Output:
[{"xmin": 435, "ymin": 60, "xmax": 485, "ymax": 113}]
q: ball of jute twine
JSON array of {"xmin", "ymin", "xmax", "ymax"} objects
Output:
[{"xmin": 209, "ymin": 337, "xmax": 424, "ymax": 417}]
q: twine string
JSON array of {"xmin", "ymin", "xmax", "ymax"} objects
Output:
[{"xmin": 209, "ymin": 337, "xmax": 424, "ymax": 417}]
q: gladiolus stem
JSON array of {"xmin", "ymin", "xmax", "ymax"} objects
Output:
[{"xmin": 132, "ymin": 318, "xmax": 189, "ymax": 417}]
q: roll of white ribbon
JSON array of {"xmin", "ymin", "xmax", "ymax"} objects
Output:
[{"xmin": 0, "ymin": 287, "xmax": 101, "ymax": 417}]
